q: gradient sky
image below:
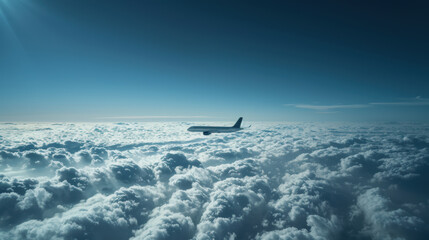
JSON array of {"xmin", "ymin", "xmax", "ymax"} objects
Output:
[{"xmin": 1, "ymin": 0, "xmax": 429, "ymax": 122}]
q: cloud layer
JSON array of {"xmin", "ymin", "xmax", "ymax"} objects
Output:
[{"xmin": 0, "ymin": 122, "xmax": 428, "ymax": 239}]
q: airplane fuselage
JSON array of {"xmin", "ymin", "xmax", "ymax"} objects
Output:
[
  {"xmin": 187, "ymin": 117, "xmax": 244, "ymax": 135},
  {"xmin": 187, "ymin": 126, "xmax": 242, "ymax": 133}
]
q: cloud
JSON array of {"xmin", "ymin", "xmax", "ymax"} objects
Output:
[
  {"xmin": 1, "ymin": 122, "xmax": 428, "ymax": 239},
  {"xmin": 5, "ymin": 186, "xmax": 161, "ymax": 240},
  {"xmin": 97, "ymin": 116, "xmax": 212, "ymax": 120},
  {"xmin": 285, "ymin": 104, "xmax": 368, "ymax": 110},
  {"xmin": 370, "ymin": 101, "xmax": 429, "ymax": 106},
  {"xmin": 286, "ymin": 97, "xmax": 429, "ymax": 111},
  {"xmin": 24, "ymin": 152, "xmax": 50, "ymax": 168},
  {"xmin": 133, "ymin": 212, "xmax": 195, "ymax": 240},
  {"xmin": 357, "ymin": 188, "xmax": 424, "ymax": 240},
  {"xmin": 194, "ymin": 176, "xmax": 269, "ymax": 239},
  {"xmin": 256, "ymin": 226, "xmax": 314, "ymax": 240},
  {"xmin": 57, "ymin": 167, "xmax": 90, "ymax": 188},
  {"xmin": 0, "ymin": 151, "xmax": 21, "ymax": 167},
  {"xmin": 369, "ymin": 96, "xmax": 429, "ymax": 106},
  {"xmin": 256, "ymin": 215, "xmax": 340, "ymax": 240},
  {"xmin": 154, "ymin": 153, "xmax": 201, "ymax": 181},
  {"xmin": 110, "ymin": 160, "xmax": 155, "ymax": 185},
  {"xmin": 132, "ymin": 184, "xmax": 210, "ymax": 240}
]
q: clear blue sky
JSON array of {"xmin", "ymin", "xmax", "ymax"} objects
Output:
[{"xmin": 1, "ymin": 0, "xmax": 429, "ymax": 122}]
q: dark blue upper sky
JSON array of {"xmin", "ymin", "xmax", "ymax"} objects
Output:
[{"xmin": 1, "ymin": 0, "xmax": 429, "ymax": 121}]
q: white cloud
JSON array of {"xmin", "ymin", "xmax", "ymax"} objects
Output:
[
  {"xmin": 285, "ymin": 97, "xmax": 429, "ymax": 111},
  {"xmin": 0, "ymin": 122, "xmax": 428, "ymax": 239},
  {"xmin": 286, "ymin": 104, "xmax": 369, "ymax": 110},
  {"xmin": 370, "ymin": 101, "xmax": 429, "ymax": 106},
  {"xmin": 357, "ymin": 188, "xmax": 424, "ymax": 240},
  {"xmin": 97, "ymin": 116, "xmax": 212, "ymax": 119}
]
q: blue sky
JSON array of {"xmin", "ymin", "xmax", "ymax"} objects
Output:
[{"xmin": 1, "ymin": 0, "xmax": 429, "ymax": 122}]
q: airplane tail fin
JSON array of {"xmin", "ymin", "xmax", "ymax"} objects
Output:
[{"xmin": 232, "ymin": 117, "xmax": 243, "ymax": 128}]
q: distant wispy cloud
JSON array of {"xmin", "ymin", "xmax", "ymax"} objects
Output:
[
  {"xmin": 370, "ymin": 101, "xmax": 429, "ymax": 106},
  {"xmin": 286, "ymin": 96, "xmax": 429, "ymax": 111},
  {"xmin": 97, "ymin": 116, "xmax": 211, "ymax": 119},
  {"xmin": 285, "ymin": 104, "xmax": 368, "ymax": 110},
  {"xmin": 370, "ymin": 96, "xmax": 429, "ymax": 106}
]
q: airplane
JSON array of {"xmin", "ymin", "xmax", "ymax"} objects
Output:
[{"xmin": 187, "ymin": 117, "xmax": 243, "ymax": 135}]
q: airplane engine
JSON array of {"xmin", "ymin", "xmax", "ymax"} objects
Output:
[{"xmin": 203, "ymin": 131, "xmax": 211, "ymax": 135}]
